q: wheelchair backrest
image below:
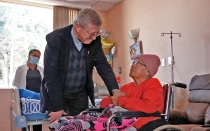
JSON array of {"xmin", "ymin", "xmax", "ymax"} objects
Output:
[{"xmin": 161, "ymin": 83, "xmax": 171, "ymax": 121}]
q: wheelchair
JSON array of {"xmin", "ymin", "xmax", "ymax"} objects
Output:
[{"xmin": 81, "ymin": 82, "xmax": 187, "ymax": 131}]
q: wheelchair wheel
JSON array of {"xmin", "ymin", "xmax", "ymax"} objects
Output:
[{"xmin": 153, "ymin": 124, "xmax": 184, "ymax": 131}]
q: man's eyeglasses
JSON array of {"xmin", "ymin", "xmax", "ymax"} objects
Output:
[
  {"xmin": 131, "ymin": 60, "xmax": 146, "ymax": 66},
  {"xmin": 80, "ymin": 25, "xmax": 100, "ymax": 38}
]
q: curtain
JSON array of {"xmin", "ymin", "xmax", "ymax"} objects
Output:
[{"xmin": 53, "ymin": 6, "xmax": 79, "ymax": 30}]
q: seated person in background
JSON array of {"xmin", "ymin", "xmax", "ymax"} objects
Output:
[
  {"xmin": 100, "ymin": 54, "xmax": 164, "ymax": 130},
  {"xmin": 49, "ymin": 54, "xmax": 163, "ymax": 131}
]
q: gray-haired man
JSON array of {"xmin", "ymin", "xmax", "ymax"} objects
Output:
[{"xmin": 43, "ymin": 8, "xmax": 122, "ymax": 123}]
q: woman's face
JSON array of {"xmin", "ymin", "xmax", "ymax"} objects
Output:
[
  {"xmin": 129, "ymin": 58, "xmax": 149, "ymax": 79},
  {"xmin": 29, "ymin": 51, "xmax": 41, "ymax": 59}
]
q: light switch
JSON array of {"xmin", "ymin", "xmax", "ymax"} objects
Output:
[
  {"xmin": 119, "ymin": 67, "xmax": 122, "ymax": 74},
  {"xmin": 161, "ymin": 58, "xmax": 166, "ymax": 67},
  {"xmin": 168, "ymin": 56, "xmax": 172, "ymax": 65}
]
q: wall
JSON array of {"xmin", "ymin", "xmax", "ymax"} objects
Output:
[
  {"xmin": 97, "ymin": 11, "xmax": 108, "ymax": 30},
  {"xmin": 92, "ymin": 11, "xmax": 109, "ymax": 84},
  {"xmin": 0, "ymin": 88, "xmax": 12, "ymax": 131},
  {"xmin": 104, "ymin": 0, "xmax": 210, "ymax": 110}
]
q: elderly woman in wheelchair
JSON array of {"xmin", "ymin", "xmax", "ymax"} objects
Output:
[
  {"xmin": 100, "ymin": 54, "xmax": 164, "ymax": 131},
  {"xmin": 49, "ymin": 54, "xmax": 165, "ymax": 131}
]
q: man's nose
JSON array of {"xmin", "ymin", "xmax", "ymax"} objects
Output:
[{"xmin": 90, "ymin": 34, "xmax": 97, "ymax": 40}]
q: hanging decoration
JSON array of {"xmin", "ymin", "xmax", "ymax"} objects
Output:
[
  {"xmin": 100, "ymin": 30, "xmax": 115, "ymax": 67},
  {"xmin": 128, "ymin": 28, "xmax": 141, "ymax": 60}
]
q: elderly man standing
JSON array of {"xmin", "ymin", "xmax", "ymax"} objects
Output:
[{"xmin": 43, "ymin": 8, "xmax": 121, "ymax": 123}]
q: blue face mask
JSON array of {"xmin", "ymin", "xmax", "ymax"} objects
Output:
[{"xmin": 29, "ymin": 56, "xmax": 39, "ymax": 65}]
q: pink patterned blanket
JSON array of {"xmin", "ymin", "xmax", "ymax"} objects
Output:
[{"xmin": 49, "ymin": 104, "xmax": 137, "ymax": 131}]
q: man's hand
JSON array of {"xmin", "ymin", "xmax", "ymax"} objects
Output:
[
  {"xmin": 111, "ymin": 96, "xmax": 119, "ymax": 106},
  {"xmin": 48, "ymin": 110, "xmax": 66, "ymax": 123},
  {"xmin": 112, "ymin": 89, "xmax": 125, "ymax": 97}
]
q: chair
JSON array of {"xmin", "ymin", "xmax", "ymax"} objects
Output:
[
  {"xmin": 169, "ymin": 74, "xmax": 210, "ymax": 131},
  {"xmin": 10, "ymin": 86, "xmax": 49, "ymax": 131}
]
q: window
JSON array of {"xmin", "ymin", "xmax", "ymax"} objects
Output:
[{"xmin": 0, "ymin": 2, "xmax": 53, "ymax": 87}]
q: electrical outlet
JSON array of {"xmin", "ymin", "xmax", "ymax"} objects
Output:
[{"xmin": 161, "ymin": 58, "xmax": 166, "ymax": 67}]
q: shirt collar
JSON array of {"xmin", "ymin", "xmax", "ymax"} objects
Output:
[{"xmin": 71, "ymin": 27, "xmax": 83, "ymax": 51}]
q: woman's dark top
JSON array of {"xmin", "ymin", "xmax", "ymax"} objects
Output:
[{"xmin": 26, "ymin": 66, "xmax": 41, "ymax": 93}]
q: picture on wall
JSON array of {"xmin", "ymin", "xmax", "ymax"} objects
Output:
[
  {"xmin": 106, "ymin": 54, "xmax": 113, "ymax": 67},
  {"xmin": 129, "ymin": 41, "xmax": 141, "ymax": 60}
]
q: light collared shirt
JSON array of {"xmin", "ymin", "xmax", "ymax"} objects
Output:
[{"xmin": 71, "ymin": 27, "xmax": 83, "ymax": 51}]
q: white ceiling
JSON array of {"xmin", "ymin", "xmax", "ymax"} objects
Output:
[{"xmin": 19, "ymin": 0, "xmax": 123, "ymax": 11}]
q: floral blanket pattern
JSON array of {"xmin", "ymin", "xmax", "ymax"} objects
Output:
[{"xmin": 49, "ymin": 104, "xmax": 137, "ymax": 131}]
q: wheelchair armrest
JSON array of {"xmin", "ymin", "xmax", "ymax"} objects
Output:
[
  {"xmin": 170, "ymin": 109, "xmax": 187, "ymax": 119},
  {"xmin": 114, "ymin": 111, "xmax": 161, "ymax": 118},
  {"xmin": 79, "ymin": 108, "xmax": 104, "ymax": 115},
  {"xmin": 86, "ymin": 108, "xmax": 104, "ymax": 112}
]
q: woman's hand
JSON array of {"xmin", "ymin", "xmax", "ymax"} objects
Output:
[{"xmin": 111, "ymin": 90, "xmax": 126, "ymax": 106}]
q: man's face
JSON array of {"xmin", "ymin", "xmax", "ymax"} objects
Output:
[{"xmin": 76, "ymin": 23, "xmax": 101, "ymax": 44}]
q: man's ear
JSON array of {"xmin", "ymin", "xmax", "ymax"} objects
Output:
[
  {"xmin": 74, "ymin": 23, "xmax": 82, "ymax": 33},
  {"xmin": 75, "ymin": 23, "xmax": 80, "ymax": 29}
]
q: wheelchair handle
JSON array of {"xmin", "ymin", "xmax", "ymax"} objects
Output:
[{"xmin": 173, "ymin": 82, "xmax": 187, "ymax": 89}]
